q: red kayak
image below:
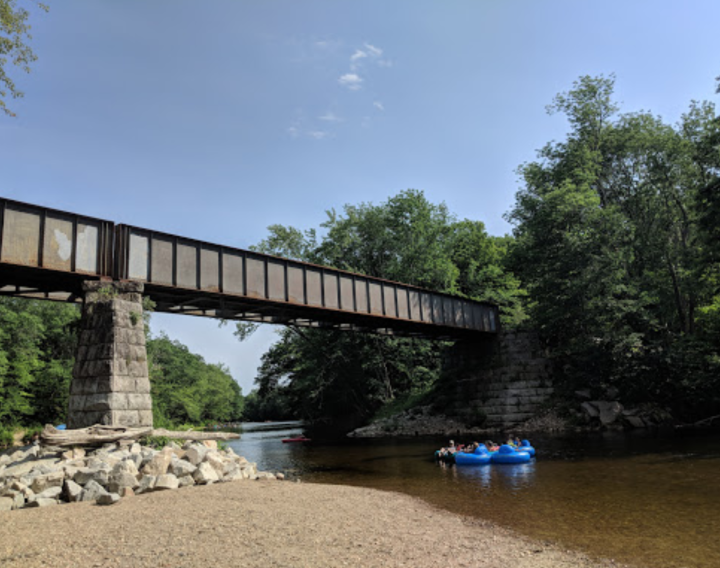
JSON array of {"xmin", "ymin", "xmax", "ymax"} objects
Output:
[{"xmin": 282, "ymin": 436, "xmax": 311, "ymax": 443}]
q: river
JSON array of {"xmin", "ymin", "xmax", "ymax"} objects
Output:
[{"xmin": 227, "ymin": 422, "xmax": 720, "ymax": 568}]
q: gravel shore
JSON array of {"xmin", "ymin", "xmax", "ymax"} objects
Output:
[{"xmin": 0, "ymin": 480, "xmax": 625, "ymax": 568}]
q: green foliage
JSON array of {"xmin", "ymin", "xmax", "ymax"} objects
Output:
[
  {"xmin": 21, "ymin": 423, "xmax": 42, "ymax": 443},
  {"xmin": 95, "ymin": 286, "xmax": 118, "ymax": 301},
  {"xmin": 234, "ymin": 321, "xmax": 259, "ymax": 342},
  {"xmin": 0, "ymin": 297, "xmax": 79, "ymax": 428},
  {"xmin": 141, "ymin": 435, "xmax": 172, "ymax": 449},
  {"xmin": 242, "ymin": 388, "xmax": 293, "ymax": 422},
  {"xmin": 147, "ymin": 332, "xmax": 244, "ymax": 427},
  {"xmin": 507, "ymin": 75, "xmax": 720, "ymax": 419},
  {"xmin": 0, "ymin": 0, "xmax": 47, "ymax": 117},
  {"xmin": 0, "ymin": 425, "xmax": 13, "ymax": 448},
  {"xmin": 371, "ymin": 390, "xmax": 434, "ymax": 421}
]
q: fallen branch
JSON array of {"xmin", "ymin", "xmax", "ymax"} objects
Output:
[
  {"xmin": 41, "ymin": 424, "xmax": 240, "ymax": 447},
  {"xmin": 688, "ymin": 414, "xmax": 720, "ymax": 428},
  {"xmin": 150, "ymin": 428, "xmax": 240, "ymax": 441}
]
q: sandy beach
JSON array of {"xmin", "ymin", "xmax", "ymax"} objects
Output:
[{"xmin": 0, "ymin": 480, "xmax": 625, "ymax": 568}]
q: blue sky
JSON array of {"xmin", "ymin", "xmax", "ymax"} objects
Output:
[{"xmin": 2, "ymin": 1, "xmax": 718, "ymax": 395}]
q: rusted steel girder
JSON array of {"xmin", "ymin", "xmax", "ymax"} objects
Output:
[{"xmin": 0, "ymin": 197, "xmax": 499, "ymax": 339}]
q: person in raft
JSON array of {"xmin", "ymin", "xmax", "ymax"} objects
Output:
[
  {"xmin": 484, "ymin": 440, "xmax": 499, "ymax": 451},
  {"xmin": 437, "ymin": 440, "xmax": 457, "ymax": 459},
  {"xmin": 505, "ymin": 435, "xmax": 521, "ymax": 447}
]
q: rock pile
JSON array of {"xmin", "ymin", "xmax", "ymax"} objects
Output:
[
  {"xmin": 0, "ymin": 440, "xmax": 282, "ymax": 512},
  {"xmin": 573, "ymin": 393, "xmax": 674, "ymax": 429},
  {"xmin": 347, "ymin": 406, "xmax": 513, "ymax": 438}
]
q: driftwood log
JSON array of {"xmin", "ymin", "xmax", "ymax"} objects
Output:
[{"xmin": 41, "ymin": 424, "xmax": 240, "ymax": 447}]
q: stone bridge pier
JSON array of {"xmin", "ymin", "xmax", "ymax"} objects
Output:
[
  {"xmin": 441, "ymin": 331, "xmax": 554, "ymax": 427},
  {"xmin": 67, "ymin": 281, "xmax": 153, "ymax": 429}
]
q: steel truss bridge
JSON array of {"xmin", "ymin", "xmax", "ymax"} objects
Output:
[{"xmin": 0, "ymin": 197, "xmax": 498, "ymax": 339}]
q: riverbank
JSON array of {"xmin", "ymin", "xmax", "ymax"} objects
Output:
[
  {"xmin": 0, "ymin": 480, "xmax": 624, "ymax": 568},
  {"xmin": 347, "ymin": 405, "xmax": 569, "ymax": 438}
]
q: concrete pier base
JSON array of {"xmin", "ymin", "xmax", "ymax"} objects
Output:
[{"xmin": 67, "ymin": 281, "xmax": 153, "ymax": 428}]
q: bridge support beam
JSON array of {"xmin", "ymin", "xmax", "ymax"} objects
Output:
[{"xmin": 67, "ymin": 281, "xmax": 153, "ymax": 429}]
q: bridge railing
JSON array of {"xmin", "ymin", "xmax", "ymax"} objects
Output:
[
  {"xmin": 114, "ymin": 224, "xmax": 498, "ymax": 336},
  {"xmin": 0, "ymin": 198, "xmax": 114, "ymax": 299}
]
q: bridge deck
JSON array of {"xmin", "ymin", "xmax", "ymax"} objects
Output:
[{"xmin": 0, "ymin": 198, "xmax": 498, "ymax": 339}]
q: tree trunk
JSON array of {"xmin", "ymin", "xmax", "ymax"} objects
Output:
[{"xmin": 40, "ymin": 424, "xmax": 240, "ymax": 447}]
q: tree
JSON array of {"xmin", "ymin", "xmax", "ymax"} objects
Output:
[
  {"xmin": 0, "ymin": 297, "xmax": 79, "ymax": 427},
  {"xmin": 507, "ymin": 75, "xmax": 720, "ymax": 418},
  {"xmin": 0, "ymin": 0, "xmax": 47, "ymax": 117},
  {"xmin": 146, "ymin": 333, "xmax": 244, "ymax": 426}
]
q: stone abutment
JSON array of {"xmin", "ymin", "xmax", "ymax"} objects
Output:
[{"xmin": 442, "ymin": 331, "xmax": 554, "ymax": 427}]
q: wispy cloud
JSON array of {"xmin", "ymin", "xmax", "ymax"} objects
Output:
[
  {"xmin": 308, "ymin": 130, "xmax": 330, "ymax": 140},
  {"xmin": 373, "ymin": 101, "xmax": 385, "ymax": 111},
  {"xmin": 350, "ymin": 43, "xmax": 386, "ymax": 71},
  {"xmin": 364, "ymin": 43, "xmax": 383, "ymax": 57},
  {"xmin": 287, "ymin": 126, "xmax": 300, "ymax": 138},
  {"xmin": 338, "ymin": 73, "xmax": 363, "ymax": 90},
  {"xmin": 319, "ymin": 111, "xmax": 343, "ymax": 122},
  {"xmin": 350, "ymin": 49, "xmax": 367, "ymax": 63}
]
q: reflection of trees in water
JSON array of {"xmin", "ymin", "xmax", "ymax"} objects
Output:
[{"xmin": 452, "ymin": 462, "xmax": 536, "ymax": 492}]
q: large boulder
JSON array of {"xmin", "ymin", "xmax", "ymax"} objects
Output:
[
  {"xmin": 596, "ymin": 401, "xmax": 624, "ymax": 425},
  {"xmin": 141, "ymin": 450, "xmax": 172, "ymax": 477},
  {"xmin": 154, "ymin": 474, "xmax": 179, "ymax": 491},
  {"xmin": 112, "ymin": 459, "xmax": 140, "ymax": 478},
  {"xmin": 193, "ymin": 462, "xmax": 219, "ymax": 485},
  {"xmin": 96, "ymin": 493, "xmax": 121, "ymax": 506},
  {"xmin": 581, "ymin": 401, "xmax": 600, "ymax": 418},
  {"xmin": 73, "ymin": 468, "xmax": 109, "ymax": 487},
  {"xmin": 204, "ymin": 452, "xmax": 228, "ymax": 476},
  {"xmin": 79, "ymin": 480, "xmax": 109, "ymax": 502},
  {"xmin": 136, "ymin": 475, "xmax": 156, "ymax": 494},
  {"xmin": 185, "ymin": 444, "xmax": 209, "ymax": 466},
  {"xmin": 29, "ymin": 470, "xmax": 64, "ymax": 494},
  {"xmin": 108, "ymin": 472, "xmax": 139, "ymax": 494},
  {"xmin": 34, "ymin": 486, "xmax": 63, "ymax": 501},
  {"xmin": 64, "ymin": 479, "xmax": 83, "ymax": 502},
  {"xmin": 177, "ymin": 475, "xmax": 195, "ymax": 488},
  {"xmin": 169, "ymin": 458, "xmax": 196, "ymax": 478}
]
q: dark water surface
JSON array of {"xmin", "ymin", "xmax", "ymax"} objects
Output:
[{"xmin": 228, "ymin": 423, "xmax": 720, "ymax": 568}]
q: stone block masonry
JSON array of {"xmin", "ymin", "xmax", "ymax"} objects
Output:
[
  {"xmin": 443, "ymin": 331, "xmax": 553, "ymax": 428},
  {"xmin": 67, "ymin": 281, "xmax": 153, "ymax": 428}
]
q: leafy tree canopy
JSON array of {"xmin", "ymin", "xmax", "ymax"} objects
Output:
[
  {"xmin": 0, "ymin": 0, "xmax": 46, "ymax": 117},
  {"xmin": 507, "ymin": 75, "xmax": 720, "ymax": 418}
]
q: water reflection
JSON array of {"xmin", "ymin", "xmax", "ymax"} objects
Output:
[
  {"xmin": 451, "ymin": 461, "xmax": 537, "ymax": 491},
  {"xmin": 226, "ymin": 421, "xmax": 305, "ymax": 477}
]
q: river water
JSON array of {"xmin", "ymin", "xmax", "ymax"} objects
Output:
[{"xmin": 227, "ymin": 422, "xmax": 720, "ymax": 568}]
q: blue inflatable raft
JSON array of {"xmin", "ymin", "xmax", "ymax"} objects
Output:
[
  {"xmin": 518, "ymin": 439, "xmax": 536, "ymax": 457},
  {"xmin": 454, "ymin": 446, "xmax": 491, "ymax": 465},
  {"xmin": 489, "ymin": 444, "xmax": 532, "ymax": 464},
  {"xmin": 436, "ymin": 440, "xmax": 537, "ymax": 465}
]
